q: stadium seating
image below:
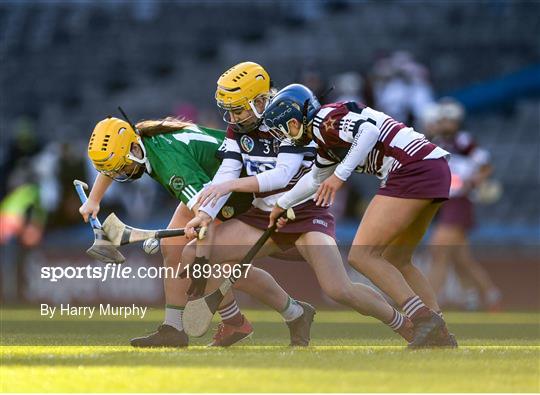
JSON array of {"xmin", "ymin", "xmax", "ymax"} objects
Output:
[{"xmin": 1, "ymin": 0, "xmax": 538, "ymax": 232}]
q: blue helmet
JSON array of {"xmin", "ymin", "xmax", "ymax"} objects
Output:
[{"xmin": 262, "ymin": 84, "xmax": 321, "ymax": 144}]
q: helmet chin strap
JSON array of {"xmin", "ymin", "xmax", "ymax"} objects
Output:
[
  {"xmin": 127, "ymin": 137, "xmax": 152, "ymax": 174},
  {"xmin": 291, "ymin": 99, "xmax": 310, "ymax": 142},
  {"xmin": 292, "ymin": 124, "xmax": 305, "ymax": 141},
  {"xmin": 248, "ymin": 94, "xmax": 271, "ymax": 119}
]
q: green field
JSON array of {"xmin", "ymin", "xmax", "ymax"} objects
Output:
[{"xmin": 1, "ymin": 308, "xmax": 539, "ymax": 392}]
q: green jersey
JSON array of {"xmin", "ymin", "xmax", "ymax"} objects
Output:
[{"xmin": 142, "ymin": 125, "xmax": 225, "ymax": 207}]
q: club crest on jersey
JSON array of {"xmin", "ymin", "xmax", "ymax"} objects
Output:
[
  {"xmin": 221, "ymin": 205, "xmax": 235, "ymax": 219},
  {"xmin": 240, "ymin": 135, "xmax": 255, "ymax": 153},
  {"xmin": 169, "ymin": 175, "xmax": 185, "ymax": 191}
]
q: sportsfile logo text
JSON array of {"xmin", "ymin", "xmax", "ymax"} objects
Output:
[{"xmin": 40, "ymin": 263, "xmax": 252, "ymax": 282}]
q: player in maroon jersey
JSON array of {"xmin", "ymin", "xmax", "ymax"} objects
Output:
[
  {"xmin": 264, "ymin": 84, "xmax": 456, "ymax": 347},
  {"xmin": 427, "ymin": 99, "xmax": 502, "ymax": 310}
]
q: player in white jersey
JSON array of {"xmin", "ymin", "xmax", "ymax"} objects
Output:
[
  {"xmin": 264, "ymin": 84, "xmax": 456, "ymax": 347},
  {"xmin": 427, "ymin": 99, "xmax": 502, "ymax": 310},
  {"xmin": 183, "ymin": 62, "xmax": 418, "ymax": 345}
]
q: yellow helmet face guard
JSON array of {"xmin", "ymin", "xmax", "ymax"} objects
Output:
[
  {"xmin": 100, "ymin": 161, "xmax": 145, "ymax": 183},
  {"xmin": 215, "ymin": 61, "xmax": 271, "ymax": 131},
  {"xmin": 217, "ymin": 93, "xmax": 272, "ymax": 125},
  {"xmin": 88, "ymin": 117, "xmax": 148, "ymax": 182}
]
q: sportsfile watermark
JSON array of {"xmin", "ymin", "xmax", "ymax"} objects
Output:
[{"xmin": 40, "ymin": 263, "xmax": 253, "ymax": 282}]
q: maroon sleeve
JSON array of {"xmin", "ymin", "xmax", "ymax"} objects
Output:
[
  {"xmin": 226, "ymin": 125, "xmax": 236, "ymax": 139},
  {"xmin": 318, "ymin": 104, "xmax": 351, "ymax": 147}
]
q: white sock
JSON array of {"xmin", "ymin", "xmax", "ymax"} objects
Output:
[
  {"xmin": 386, "ymin": 308, "xmax": 406, "ymax": 330},
  {"xmin": 164, "ymin": 305, "xmax": 183, "ymax": 332},
  {"xmin": 218, "ymin": 300, "xmax": 242, "ymax": 324},
  {"xmin": 281, "ymin": 297, "xmax": 303, "ymax": 322}
]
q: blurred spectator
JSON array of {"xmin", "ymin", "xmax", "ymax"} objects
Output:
[
  {"xmin": 0, "ymin": 143, "xmax": 56, "ymax": 301},
  {"xmin": 1, "ymin": 118, "xmax": 43, "ymax": 198},
  {"xmin": 371, "ymin": 51, "xmax": 435, "ymax": 126},
  {"xmin": 298, "ymin": 65, "xmax": 331, "ymax": 104},
  {"xmin": 0, "ymin": 174, "xmax": 47, "ymax": 248},
  {"xmin": 47, "ymin": 141, "xmax": 89, "ymax": 227},
  {"xmin": 427, "ymin": 98, "xmax": 502, "ymax": 310},
  {"xmin": 418, "ymin": 103, "xmax": 442, "ymax": 138},
  {"xmin": 332, "ymin": 71, "xmax": 364, "ymax": 103},
  {"xmin": 325, "ymin": 71, "xmax": 366, "ymax": 220}
]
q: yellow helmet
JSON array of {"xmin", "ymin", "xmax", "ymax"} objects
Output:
[
  {"xmin": 88, "ymin": 117, "xmax": 146, "ymax": 181},
  {"xmin": 216, "ymin": 61, "xmax": 271, "ymax": 114}
]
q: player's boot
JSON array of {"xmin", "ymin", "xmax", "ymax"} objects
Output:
[
  {"xmin": 408, "ymin": 312, "xmax": 445, "ymax": 349},
  {"xmin": 286, "ymin": 301, "xmax": 316, "ymax": 346},
  {"xmin": 429, "ymin": 324, "xmax": 459, "ymax": 348},
  {"xmin": 395, "ymin": 317, "xmax": 414, "ymax": 343},
  {"xmin": 130, "ymin": 324, "xmax": 189, "ymax": 348},
  {"xmin": 208, "ymin": 315, "xmax": 253, "ymax": 347}
]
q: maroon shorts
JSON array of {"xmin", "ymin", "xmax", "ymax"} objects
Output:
[
  {"xmin": 437, "ymin": 196, "xmax": 475, "ymax": 230},
  {"xmin": 234, "ymin": 200, "xmax": 336, "ymax": 250},
  {"xmin": 377, "ymin": 158, "xmax": 451, "ymax": 201}
]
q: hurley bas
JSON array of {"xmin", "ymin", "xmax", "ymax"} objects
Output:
[{"xmin": 40, "ymin": 304, "xmax": 147, "ymax": 319}]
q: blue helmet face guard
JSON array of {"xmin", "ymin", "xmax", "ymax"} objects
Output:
[
  {"xmin": 262, "ymin": 83, "xmax": 321, "ymax": 144},
  {"xmin": 263, "ymin": 100, "xmax": 304, "ymax": 142}
]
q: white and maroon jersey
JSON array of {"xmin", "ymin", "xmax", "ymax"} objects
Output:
[
  {"xmin": 431, "ymin": 131, "xmax": 490, "ymax": 197},
  {"xmin": 312, "ymin": 102, "xmax": 449, "ymax": 180},
  {"xmin": 222, "ymin": 126, "xmax": 316, "ymax": 211}
]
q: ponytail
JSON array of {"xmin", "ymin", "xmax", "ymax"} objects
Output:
[{"xmin": 136, "ymin": 117, "xmax": 195, "ymax": 137}]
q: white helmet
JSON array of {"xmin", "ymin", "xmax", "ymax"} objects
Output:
[{"xmin": 438, "ymin": 98, "xmax": 465, "ymax": 122}]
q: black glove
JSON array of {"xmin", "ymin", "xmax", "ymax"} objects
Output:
[{"xmin": 179, "ymin": 256, "xmax": 211, "ymax": 298}]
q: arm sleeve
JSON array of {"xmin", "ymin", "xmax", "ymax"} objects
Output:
[
  {"xmin": 255, "ymin": 152, "xmax": 305, "ymax": 193},
  {"xmin": 198, "ymin": 157, "xmax": 243, "ymax": 219},
  {"xmin": 222, "ymin": 134, "xmax": 243, "ymax": 162},
  {"xmin": 334, "ymin": 122, "xmax": 379, "ymax": 181},
  {"xmin": 276, "ymin": 156, "xmax": 338, "ymax": 209}
]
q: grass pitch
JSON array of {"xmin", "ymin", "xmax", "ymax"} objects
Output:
[{"xmin": 1, "ymin": 308, "xmax": 539, "ymax": 392}]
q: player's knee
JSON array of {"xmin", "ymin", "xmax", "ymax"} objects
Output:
[
  {"xmin": 384, "ymin": 253, "xmax": 412, "ymax": 269},
  {"xmin": 179, "ymin": 243, "xmax": 196, "ymax": 267},
  {"xmin": 396, "ymin": 262, "xmax": 415, "ymax": 275},
  {"xmin": 348, "ymin": 246, "xmax": 383, "ymax": 272},
  {"xmin": 322, "ymin": 283, "xmax": 354, "ymax": 305}
]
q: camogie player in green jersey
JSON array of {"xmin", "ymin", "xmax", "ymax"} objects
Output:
[{"xmin": 81, "ymin": 116, "xmax": 313, "ymax": 347}]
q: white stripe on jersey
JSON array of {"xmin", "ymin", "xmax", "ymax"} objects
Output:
[
  {"xmin": 182, "ymin": 186, "xmax": 196, "ymax": 200},
  {"xmin": 241, "ymin": 153, "xmax": 279, "ymax": 162},
  {"xmin": 391, "ymin": 159, "xmax": 403, "ymax": 172},
  {"xmin": 290, "ymin": 164, "xmax": 312, "ymax": 184},
  {"xmin": 409, "ymin": 140, "xmax": 430, "ymax": 156},
  {"xmin": 315, "ymin": 107, "xmax": 335, "ymax": 121},
  {"xmin": 380, "ymin": 122, "xmax": 401, "ymax": 142},
  {"xmin": 337, "ymin": 112, "xmax": 364, "ymax": 143},
  {"xmin": 225, "ymin": 137, "xmax": 241, "ymax": 154},
  {"xmin": 312, "ymin": 126, "xmax": 326, "ymax": 144},
  {"xmin": 403, "ymin": 139, "xmax": 426, "ymax": 155},
  {"xmin": 392, "ymin": 128, "xmax": 423, "ymax": 150},
  {"xmin": 315, "ymin": 104, "xmax": 450, "ymax": 181},
  {"xmin": 233, "ymin": 133, "xmax": 317, "ymax": 211},
  {"xmin": 173, "ymin": 132, "xmax": 219, "ymax": 145}
]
